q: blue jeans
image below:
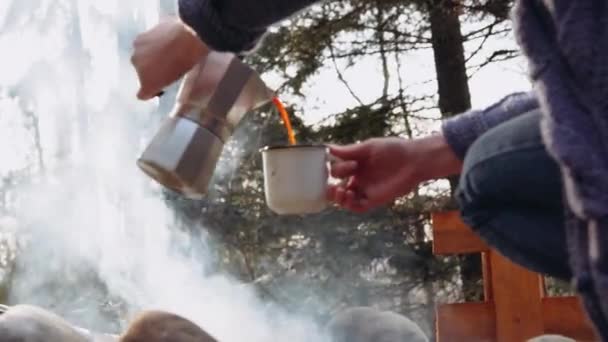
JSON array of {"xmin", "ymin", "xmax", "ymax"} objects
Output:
[{"xmin": 456, "ymin": 110, "xmax": 572, "ymax": 280}]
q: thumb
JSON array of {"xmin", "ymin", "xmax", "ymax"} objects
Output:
[
  {"xmin": 329, "ymin": 142, "xmax": 370, "ymax": 160},
  {"xmin": 137, "ymin": 87, "xmax": 152, "ymax": 101}
]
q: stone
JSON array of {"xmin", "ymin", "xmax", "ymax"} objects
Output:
[{"xmin": 326, "ymin": 306, "xmax": 428, "ymax": 342}]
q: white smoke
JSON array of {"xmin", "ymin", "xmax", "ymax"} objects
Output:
[{"xmin": 0, "ymin": 0, "xmax": 329, "ymax": 340}]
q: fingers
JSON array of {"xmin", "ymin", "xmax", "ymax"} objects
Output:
[
  {"xmin": 131, "ymin": 53, "xmax": 166, "ymax": 100},
  {"xmin": 137, "ymin": 88, "xmax": 152, "ymax": 101},
  {"xmin": 329, "ymin": 142, "xmax": 370, "ymax": 160},
  {"xmin": 134, "ymin": 70, "xmax": 156, "ymax": 100},
  {"xmin": 130, "ymin": 45, "xmax": 151, "ymax": 100},
  {"xmin": 327, "ymin": 184, "xmax": 372, "ymax": 214},
  {"xmin": 130, "ymin": 19, "xmax": 204, "ymax": 102},
  {"xmin": 330, "ymin": 160, "xmax": 357, "ymax": 178},
  {"xmin": 342, "ymin": 190, "xmax": 370, "ymax": 213},
  {"xmin": 332, "ymin": 186, "xmax": 346, "ymax": 207},
  {"xmin": 130, "ymin": 28, "xmax": 172, "ymax": 101}
]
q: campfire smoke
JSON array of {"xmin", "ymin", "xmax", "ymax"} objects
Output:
[{"xmin": 0, "ymin": 1, "xmax": 329, "ymax": 341}]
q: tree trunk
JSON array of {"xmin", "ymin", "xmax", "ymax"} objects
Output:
[
  {"xmin": 429, "ymin": 1, "xmax": 470, "ymax": 193},
  {"xmin": 429, "ymin": 1, "xmax": 471, "ymax": 118},
  {"xmin": 428, "ymin": 0, "xmax": 481, "ymax": 301}
]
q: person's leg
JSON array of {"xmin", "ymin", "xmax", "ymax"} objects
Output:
[{"xmin": 456, "ymin": 110, "xmax": 571, "ymax": 279}]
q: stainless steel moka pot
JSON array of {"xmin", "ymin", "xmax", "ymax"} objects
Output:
[{"xmin": 137, "ymin": 51, "xmax": 274, "ymax": 199}]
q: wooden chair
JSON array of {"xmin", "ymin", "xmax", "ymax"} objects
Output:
[{"xmin": 431, "ymin": 211, "xmax": 598, "ymax": 342}]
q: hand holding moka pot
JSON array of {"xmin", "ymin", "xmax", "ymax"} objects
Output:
[{"xmin": 137, "ymin": 51, "xmax": 274, "ymax": 199}]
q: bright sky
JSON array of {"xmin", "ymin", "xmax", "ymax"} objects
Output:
[{"xmin": 291, "ymin": 31, "xmax": 531, "ymax": 127}]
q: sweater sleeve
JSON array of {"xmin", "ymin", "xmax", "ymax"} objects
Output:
[
  {"xmin": 442, "ymin": 91, "xmax": 540, "ymax": 160},
  {"xmin": 178, "ymin": 0, "xmax": 320, "ymax": 53}
]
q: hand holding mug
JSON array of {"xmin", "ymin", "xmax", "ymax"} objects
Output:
[
  {"xmin": 131, "ymin": 17, "xmax": 207, "ymax": 100},
  {"xmin": 328, "ymin": 135, "xmax": 463, "ymax": 213}
]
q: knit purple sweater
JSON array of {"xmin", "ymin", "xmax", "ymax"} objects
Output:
[{"xmin": 178, "ymin": 0, "xmax": 608, "ymax": 338}]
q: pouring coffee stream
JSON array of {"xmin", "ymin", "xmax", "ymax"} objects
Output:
[
  {"xmin": 272, "ymin": 97, "xmax": 297, "ymax": 146},
  {"xmin": 137, "ymin": 50, "xmax": 297, "ymax": 199}
]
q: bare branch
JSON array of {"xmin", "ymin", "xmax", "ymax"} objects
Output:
[
  {"xmin": 462, "ymin": 18, "xmax": 503, "ymax": 40},
  {"xmin": 327, "ymin": 41, "xmax": 365, "ymax": 106},
  {"xmin": 468, "ymin": 48, "xmax": 520, "ymax": 76},
  {"xmin": 464, "ymin": 21, "xmax": 496, "ymax": 63},
  {"xmin": 376, "ymin": 1, "xmax": 390, "ymax": 99}
]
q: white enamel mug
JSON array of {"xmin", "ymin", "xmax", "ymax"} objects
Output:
[{"xmin": 261, "ymin": 144, "xmax": 336, "ymax": 215}]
